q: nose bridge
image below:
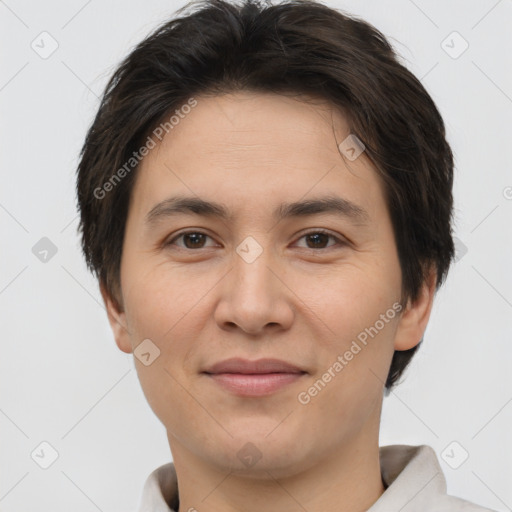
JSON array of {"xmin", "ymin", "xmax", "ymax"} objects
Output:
[
  {"xmin": 232, "ymin": 235, "xmax": 276, "ymax": 304},
  {"xmin": 214, "ymin": 235, "xmax": 293, "ymax": 334}
]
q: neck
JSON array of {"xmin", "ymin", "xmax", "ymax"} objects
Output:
[{"xmin": 169, "ymin": 426, "xmax": 385, "ymax": 512}]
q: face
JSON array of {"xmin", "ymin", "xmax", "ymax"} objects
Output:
[{"xmin": 103, "ymin": 91, "xmax": 434, "ymax": 478}]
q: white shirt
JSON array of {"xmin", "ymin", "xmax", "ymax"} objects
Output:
[{"xmin": 137, "ymin": 444, "xmax": 496, "ymax": 511}]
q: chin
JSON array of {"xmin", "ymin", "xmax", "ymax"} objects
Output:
[{"xmin": 204, "ymin": 428, "xmax": 314, "ymax": 479}]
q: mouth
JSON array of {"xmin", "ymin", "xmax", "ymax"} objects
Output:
[{"xmin": 202, "ymin": 358, "xmax": 307, "ymax": 397}]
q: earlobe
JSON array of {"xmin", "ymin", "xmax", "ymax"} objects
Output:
[
  {"xmin": 100, "ymin": 282, "xmax": 133, "ymax": 354},
  {"xmin": 394, "ymin": 268, "xmax": 437, "ymax": 351}
]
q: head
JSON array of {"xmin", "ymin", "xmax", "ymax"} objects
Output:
[{"xmin": 76, "ymin": 0, "xmax": 454, "ymax": 476}]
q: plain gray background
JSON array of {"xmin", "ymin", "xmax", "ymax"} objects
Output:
[{"xmin": 1, "ymin": 0, "xmax": 511, "ymax": 510}]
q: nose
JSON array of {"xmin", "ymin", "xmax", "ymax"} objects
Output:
[{"xmin": 213, "ymin": 244, "xmax": 294, "ymax": 336}]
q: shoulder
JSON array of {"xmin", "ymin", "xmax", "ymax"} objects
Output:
[
  {"xmin": 373, "ymin": 444, "xmax": 497, "ymax": 512},
  {"xmin": 436, "ymin": 494, "xmax": 497, "ymax": 511}
]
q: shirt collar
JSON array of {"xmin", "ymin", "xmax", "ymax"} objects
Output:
[
  {"xmin": 137, "ymin": 444, "xmax": 447, "ymax": 512},
  {"xmin": 367, "ymin": 444, "xmax": 446, "ymax": 511}
]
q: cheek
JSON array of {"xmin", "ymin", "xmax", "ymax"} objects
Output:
[
  {"xmin": 121, "ymin": 264, "xmax": 209, "ymax": 433},
  {"xmin": 293, "ymin": 259, "xmax": 401, "ymax": 342},
  {"xmin": 122, "ymin": 261, "xmax": 217, "ymax": 385},
  {"xmin": 122, "ymin": 260, "xmax": 199, "ymax": 338},
  {"xmin": 293, "ymin": 257, "xmax": 401, "ymax": 397}
]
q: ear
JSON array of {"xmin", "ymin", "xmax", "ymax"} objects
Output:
[
  {"xmin": 100, "ymin": 281, "xmax": 133, "ymax": 354},
  {"xmin": 394, "ymin": 267, "xmax": 437, "ymax": 351}
]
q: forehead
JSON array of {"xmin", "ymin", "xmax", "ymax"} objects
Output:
[
  {"xmin": 130, "ymin": 91, "xmax": 385, "ymax": 224},
  {"xmin": 155, "ymin": 91, "xmax": 352, "ymax": 160}
]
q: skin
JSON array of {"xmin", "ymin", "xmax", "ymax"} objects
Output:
[{"xmin": 101, "ymin": 91, "xmax": 436, "ymax": 512}]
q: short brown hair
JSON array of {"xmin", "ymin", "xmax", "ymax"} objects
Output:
[{"xmin": 76, "ymin": 0, "xmax": 455, "ymax": 391}]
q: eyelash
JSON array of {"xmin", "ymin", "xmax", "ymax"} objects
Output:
[{"xmin": 166, "ymin": 229, "xmax": 346, "ymax": 251}]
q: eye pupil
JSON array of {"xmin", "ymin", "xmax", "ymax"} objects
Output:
[
  {"xmin": 172, "ymin": 231, "xmax": 338, "ymax": 251},
  {"xmin": 307, "ymin": 233, "xmax": 329, "ymax": 248},
  {"xmin": 184, "ymin": 233, "xmax": 206, "ymax": 248}
]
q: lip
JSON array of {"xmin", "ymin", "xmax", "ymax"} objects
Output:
[
  {"xmin": 204, "ymin": 357, "xmax": 305, "ymax": 374},
  {"xmin": 203, "ymin": 358, "xmax": 307, "ymax": 397}
]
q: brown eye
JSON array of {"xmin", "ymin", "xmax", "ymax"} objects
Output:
[
  {"xmin": 304, "ymin": 232, "xmax": 331, "ymax": 249},
  {"xmin": 167, "ymin": 231, "xmax": 214, "ymax": 249},
  {"xmin": 296, "ymin": 230, "xmax": 344, "ymax": 250},
  {"xmin": 166, "ymin": 229, "xmax": 345, "ymax": 251}
]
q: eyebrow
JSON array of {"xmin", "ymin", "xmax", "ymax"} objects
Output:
[{"xmin": 145, "ymin": 195, "xmax": 369, "ymax": 226}]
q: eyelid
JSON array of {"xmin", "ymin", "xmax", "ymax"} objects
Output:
[
  {"xmin": 293, "ymin": 228, "xmax": 347, "ymax": 248},
  {"xmin": 166, "ymin": 228, "xmax": 348, "ymax": 250},
  {"xmin": 166, "ymin": 229, "xmax": 219, "ymax": 249}
]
